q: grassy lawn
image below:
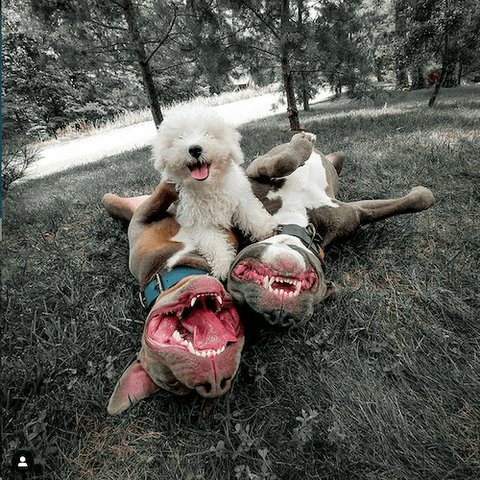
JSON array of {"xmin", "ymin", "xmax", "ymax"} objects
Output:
[{"xmin": 2, "ymin": 85, "xmax": 480, "ymax": 480}]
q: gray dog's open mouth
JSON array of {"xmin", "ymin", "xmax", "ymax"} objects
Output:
[{"xmin": 188, "ymin": 161, "xmax": 211, "ymax": 181}]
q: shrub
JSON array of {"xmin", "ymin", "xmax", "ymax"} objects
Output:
[{"xmin": 1, "ymin": 139, "xmax": 40, "ymax": 195}]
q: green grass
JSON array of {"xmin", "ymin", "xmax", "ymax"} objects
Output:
[{"xmin": 2, "ymin": 85, "xmax": 480, "ymax": 480}]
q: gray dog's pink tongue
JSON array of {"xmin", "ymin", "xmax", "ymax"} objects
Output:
[{"xmin": 190, "ymin": 163, "xmax": 210, "ymax": 180}]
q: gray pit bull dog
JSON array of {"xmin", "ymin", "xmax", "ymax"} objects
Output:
[{"xmin": 227, "ymin": 133, "xmax": 435, "ymax": 327}]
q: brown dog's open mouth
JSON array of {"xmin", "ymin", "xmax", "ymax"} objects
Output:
[
  {"xmin": 145, "ymin": 291, "xmax": 242, "ymax": 357},
  {"xmin": 188, "ymin": 161, "xmax": 211, "ymax": 181}
]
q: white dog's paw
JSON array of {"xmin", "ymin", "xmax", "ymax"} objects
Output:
[
  {"xmin": 210, "ymin": 258, "xmax": 233, "ymax": 281},
  {"xmin": 251, "ymin": 218, "xmax": 278, "ymax": 241},
  {"xmin": 202, "ymin": 240, "xmax": 236, "ymax": 281}
]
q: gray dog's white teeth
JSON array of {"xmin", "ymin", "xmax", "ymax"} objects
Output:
[{"xmin": 260, "ymin": 275, "xmax": 302, "ymax": 297}]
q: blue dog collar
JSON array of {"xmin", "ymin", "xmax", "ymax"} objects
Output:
[{"xmin": 140, "ymin": 267, "xmax": 208, "ymax": 309}]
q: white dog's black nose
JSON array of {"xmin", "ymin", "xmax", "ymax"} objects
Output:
[{"xmin": 189, "ymin": 145, "xmax": 202, "ymax": 159}]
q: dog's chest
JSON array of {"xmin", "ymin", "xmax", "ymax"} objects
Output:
[
  {"xmin": 175, "ymin": 165, "xmax": 252, "ymax": 229},
  {"xmin": 176, "ymin": 189, "xmax": 238, "ymax": 228}
]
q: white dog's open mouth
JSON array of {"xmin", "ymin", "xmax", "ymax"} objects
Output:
[{"xmin": 188, "ymin": 161, "xmax": 211, "ymax": 181}]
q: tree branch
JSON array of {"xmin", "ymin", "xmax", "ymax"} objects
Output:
[
  {"xmin": 89, "ymin": 18, "xmax": 127, "ymax": 31},
  {"xmin": 236, "ymin": 0, "xmax": 280, "ymax": 40},
  {"xmin": 145, "ymin": 5, "xmax": 178, "ymax": 64}
]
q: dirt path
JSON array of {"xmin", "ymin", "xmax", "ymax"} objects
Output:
[{"xmin": 25, "ymin": 90, "xmax": 331, "ymax": 179}]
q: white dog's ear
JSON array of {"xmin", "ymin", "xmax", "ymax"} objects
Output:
[
  {"xmin": 230, "ymin": 131, "xmax": 244, "ymax": 165},
  {"xmin": 231, "ymin": 143, "xmax": 244, "ymax": 165},
  {"xmin": 153, "ymin": 152, "xmax": 165, "ymax": 171},
  {"xmin": 153, "ymin": 152, "xmax": 165, "ymax": 172},
  {"xmin": 152, "ymin": 130, "xmax": 167, "ymax": 172}
]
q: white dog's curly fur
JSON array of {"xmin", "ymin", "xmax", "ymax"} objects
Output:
[{"xmin": 152, "ymin": 106, "xmax": 277, "ymax": 279}]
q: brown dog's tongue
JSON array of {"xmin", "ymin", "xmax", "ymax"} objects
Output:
[
  {"xmin": 183, "ymin": 311, "xmax": 238, "ymax": 350},
  {"xmin": 190, "ymin": 163, "xmax": 209, "ymax": 180}
]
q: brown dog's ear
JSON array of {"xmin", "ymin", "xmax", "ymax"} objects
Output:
[{"xmin": 107, "ymin": 358, "xmax": 160, "ymax": 415}]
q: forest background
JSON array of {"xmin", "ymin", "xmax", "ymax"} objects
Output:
[{"xmin": 3, "ymin": 0, "xmax": 480, "ymax": 152}]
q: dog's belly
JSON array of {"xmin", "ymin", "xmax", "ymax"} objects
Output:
[{"xmin": 266, "ymin": 152, "xmax": 338, "ymax": 227}]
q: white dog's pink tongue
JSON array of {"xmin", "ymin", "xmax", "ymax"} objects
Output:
[{"xmin": 190, "ymin": 163, "xmax": 209, "ymax": 180}]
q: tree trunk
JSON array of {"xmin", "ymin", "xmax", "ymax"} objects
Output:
[
  {"xmin": 443, "ymin": 61, "xmax": 461, "ymax": 87},
  {"xmin": 428, "ymin": 71, "xmax": 443, "ymax": 107},
  {"xmin": 281, "ymin": 0, "xmax": 300, "ymax": 131},
  {"xmin": 281, "ymin": 53, "xmax": 301, "ymax": 130},
  {"xmin": 410, "ymin": 62, "xmax": 425, "ymax": 90},
  {"xmin": 298, "ymin": 1, "xmax": 309, "ymax": 111},
  {"xmin": 428, "ymin": 58, "xmax": 455, "ymax": 106},
  {"xmin": 394, "ymin": 0, "xmax": 408, "ymax": 88},
  {"xmin": 123, "ymin": 0, "xmax": 163, "ymax": 128},
  {"xmin": 429, "ymin": 4, "xmax": 451, "ymax": 108},
  {"xmin": 302, "ymin": 87, "xmax": 310, "ymax": 111},
  {"xmin": 428, "ymin": 0, "xmax": 464, "ymax": 106}
]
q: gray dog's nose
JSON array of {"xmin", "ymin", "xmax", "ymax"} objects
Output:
[{"xmin": 189, "ymin": 145, "xmax": 202, "ymax": 158}]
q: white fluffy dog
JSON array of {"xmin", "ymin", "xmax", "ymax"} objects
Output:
[{"xmin": 152, "ymin": 106, "xmax": 277, "ymax": 280}]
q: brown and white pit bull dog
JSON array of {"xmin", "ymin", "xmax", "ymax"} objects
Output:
[
  {"xmin": 227, "ymin": 133, "xmax": 435, "ymax": 327},
  {"xmin": 102, "ymin": 182, "xmax": 244, "ymax": 415}
]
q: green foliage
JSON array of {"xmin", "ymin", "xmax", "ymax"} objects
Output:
[
  {"xmin": 1, "ymin": 140, "xmax": 41, "ymax": 195},
  {"xmin": 2, "ymin": 4, "xmax": 147, "ymax": 141},
  {"xmin": 3, "ymin": 0, "xmax": 480, "ymax": 146},
  {"xmin": 397, "ymin": 0, "xmax": 480, "ymax": 88},
  {"xmin": 311, "ymin": 0, "xmax": 375, "ymax": 97},
  {"xmin": 292, "ymin": 408, "xmax": 321, "ymax": 450}
]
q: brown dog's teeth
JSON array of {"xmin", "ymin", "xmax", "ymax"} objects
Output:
[
  {"xmin": 215, "ymin": 294, "xmax": 223, "ymax": 311},
  {"xmin": 189, "ymin": 294, "xmax": 224, "ymax": 310},
  {"xmin": 173, "ymin": 331, "xmax": 182, "ymax": 342}
]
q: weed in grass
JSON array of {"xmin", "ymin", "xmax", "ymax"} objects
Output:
[{"xmin": 292, "ymin": 408, "xmax": 321, "ymax": 451}]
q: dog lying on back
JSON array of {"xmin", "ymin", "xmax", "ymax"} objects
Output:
[
  {"xmin": 152, "ymin": 106, "xmax": 277, "ymax": 280},
  {"xmin": 228, "ymin": 133, "xmax": 435, "ymax": 327}
]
